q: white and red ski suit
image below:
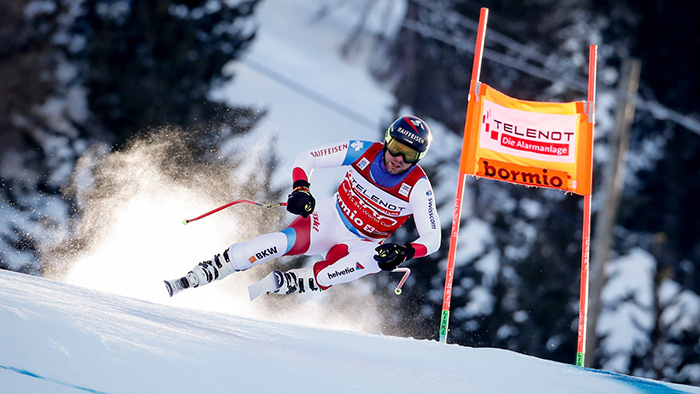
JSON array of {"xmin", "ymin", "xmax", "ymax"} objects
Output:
[{"xmin": 225, "ymin": 140, "xmax": 441, "ymax": 289}]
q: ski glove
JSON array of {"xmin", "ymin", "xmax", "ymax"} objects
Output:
[
  {"xmin": 374, "ymin": 243, "xmax": 416, "ymax": 271},
  {"xmin": 286, "ymin": 180, "xmax": 316, "ymax": 218}
]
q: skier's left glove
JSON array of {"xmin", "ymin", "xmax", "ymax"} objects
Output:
[
  {"xmin": 286, "ymin": 180, "xmax": 316, "ymax": 218},
  {"xmin": 374, "ymin": 243, "xmax": 416, "ymax": 271}
]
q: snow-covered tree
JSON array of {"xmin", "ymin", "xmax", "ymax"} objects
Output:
[
  {"xmin": 0, "ymin": 0, "xmax": 93, "ymax": 274},
  {"xmin": 0, "ymin": 0, "xmax": 263, "ymax": 274}
]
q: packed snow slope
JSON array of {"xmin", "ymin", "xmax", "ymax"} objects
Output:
[{"xmin": 1, "ymin": 270, "xmax": 698, "ymax": 394}]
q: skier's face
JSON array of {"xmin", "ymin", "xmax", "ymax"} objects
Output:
[{"xmin": 383, "ymin": 149, "xmax": 413, "ymax": 174}]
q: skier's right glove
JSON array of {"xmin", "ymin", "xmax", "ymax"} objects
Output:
[{"xmin": 286, "ymin": 180, "xmax": 316, "ymax": 218}]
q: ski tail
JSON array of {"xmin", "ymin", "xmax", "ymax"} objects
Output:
[{"xmin": 247, "ymin": 270, "xmax": 284, "ymax": 301}]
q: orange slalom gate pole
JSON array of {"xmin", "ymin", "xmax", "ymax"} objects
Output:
[
  {"xmin": 576, "ymin": 44, "xmax": 597, "ymax": 366},
  {"xmin": 439, "ymin": 7, "xmax": 489, "ymax": 344}
]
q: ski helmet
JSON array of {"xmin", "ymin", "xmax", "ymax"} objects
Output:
[{"xmin": 384, "ymin": 115, "xmax": 432, "ymax": 163}]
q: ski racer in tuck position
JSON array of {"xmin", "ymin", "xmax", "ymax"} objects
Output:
[{"xmin": 165, "ymin": 115, "xmax": 441, "ymax": 299}]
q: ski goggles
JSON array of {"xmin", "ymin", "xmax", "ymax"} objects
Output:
[{"xmin": 385, "ymin": 139, "xmax": 422, "ymax": 163}]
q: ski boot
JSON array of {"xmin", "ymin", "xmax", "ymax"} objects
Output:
[
  {"xmin": 164, "ymin": 273, "xmax": 195, "ymax": 297},
  {"xmin": 247, "ymin": 267, "xmax": 321, "ymax": 300},
  {"xmin": 164, "ymin": 253, "xmax": 236, "ymax": 297}
]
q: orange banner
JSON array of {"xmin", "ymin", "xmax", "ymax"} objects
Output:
[{"xmin": 461, "ymin": 83, "xmax": 594, "ymax": 195}]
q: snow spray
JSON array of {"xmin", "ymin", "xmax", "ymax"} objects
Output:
[{"xmin": 42, "ymin": 127, "xmax": 385, "ymax": 333}]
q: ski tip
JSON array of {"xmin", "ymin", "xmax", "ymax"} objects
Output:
[{"xmin": 164, "ymin": 280, "xmax": 174, "ymax": 297}]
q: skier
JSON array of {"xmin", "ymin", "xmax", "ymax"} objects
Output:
[{"xmin": 165, "ymin": 115, "xmax": 441, "ymax": 299}]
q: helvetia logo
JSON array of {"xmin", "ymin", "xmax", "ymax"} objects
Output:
[
  {"xmin": 479, "ymin": 159, "xmax": 569, "ymax": 190},
  {"xmin": 328, "ymin": 267, "xmax": 355, "ymax": 280}
]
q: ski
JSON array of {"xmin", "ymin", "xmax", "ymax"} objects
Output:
[{"xmin": 247, "ymin": 270, "xmax": 284, "ymax": 301}]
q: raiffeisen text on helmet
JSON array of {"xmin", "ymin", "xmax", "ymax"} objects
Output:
[{"xmin": 396, "ymin": 127, "xmax": 426, "ymax": 145}]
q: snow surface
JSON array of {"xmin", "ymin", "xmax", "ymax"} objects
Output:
[{"xmin": 3, "ymin": 270, "xmax": 699, "ymax": 394}]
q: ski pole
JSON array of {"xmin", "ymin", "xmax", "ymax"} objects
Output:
[
  {"xmin": 392, "ymin": 267, "xmax": 411, "ymax": 295},
  {"xmin": 183, "ymin": 200, "xmax": 287, "ymax": 225}
]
